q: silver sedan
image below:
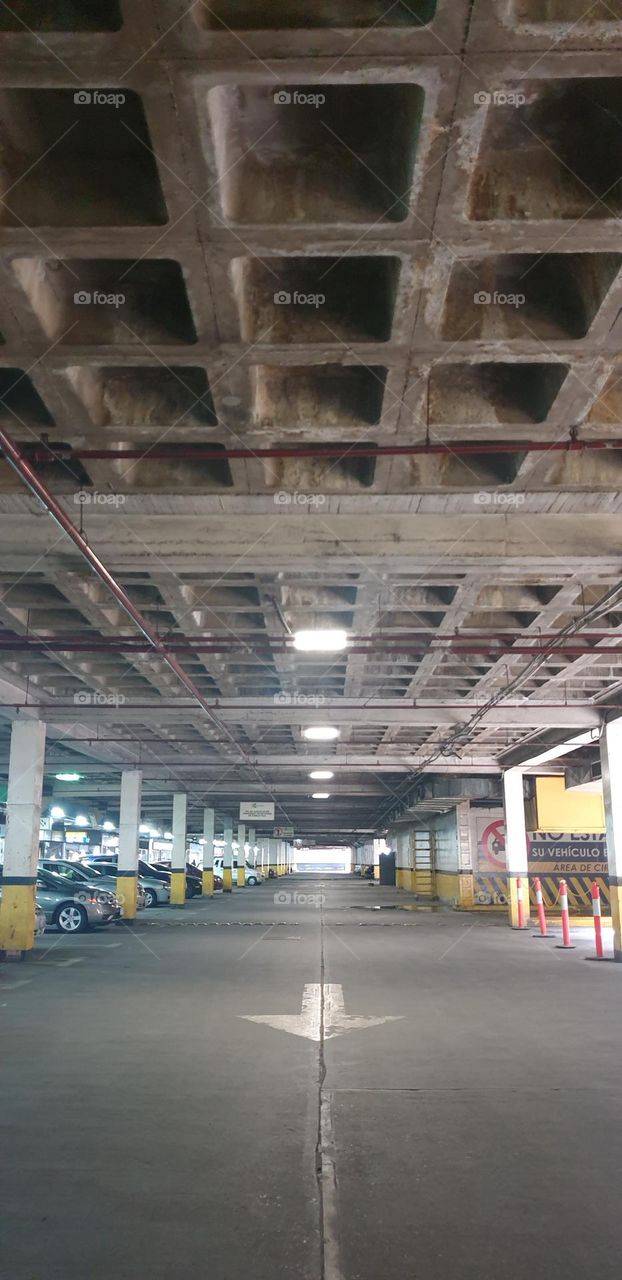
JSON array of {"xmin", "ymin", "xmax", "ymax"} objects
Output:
[{"xmin": 35, "ymin": 867, "xmax": 121, "ymax": 933}]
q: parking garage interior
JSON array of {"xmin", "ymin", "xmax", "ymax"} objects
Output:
[{"xmin": 2, "ymin": 4, "xmax": 622, "ymax": 1279}]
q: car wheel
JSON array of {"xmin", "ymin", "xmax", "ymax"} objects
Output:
[
  {"xmin": 247, "ymin": 876, "xmax": 258, "ymax": 886},
  {"xmin": 55, "ymin": 903, "xmax": 88, "ymax": 934},
  {"xmin": 144, "ymin": 888, "xmax": 157, "ymax": 908}
]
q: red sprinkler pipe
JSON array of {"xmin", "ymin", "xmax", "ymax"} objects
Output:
[{"xmin": 20, "ymin": 439, "xmax": 622, "ymax": 464}]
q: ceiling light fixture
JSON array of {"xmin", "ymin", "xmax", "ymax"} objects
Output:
[
  {"xmin": 303, "ymin": 726, "xmax": 340, "ymax": 741},
  {"xmin": 293, "ymin": 629, "xmax": 348, "ymax": 653},
  {"xmin": 312, "ymin": 792, "xmax": 331, "ymax": 800},
  {"xmin": 55, "ymin": 772, "xmax": 82, "ymax": 782},
  {"xmin": 50, "ymin": 805, "xmax": 65, "ymax": 820},
  {"xmin": 75, "ymin": 814, "xmax": 89, "ymax": 827},
  {"xmin": 102, "ymin": 820, "xmax": 115, "ymax": 832},
  {"xmin": 309, "ymin": 770, "xmax": 334, "ymax": 780}
]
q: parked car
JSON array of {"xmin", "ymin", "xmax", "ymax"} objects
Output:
[
  {"xmin": 31, "ymin": 866, "xmax": 121, "ymax": 933},
  {"xmin": 152, "ymin": 861, "xmax": 203, "ymax": 898},
  {"xmin": 84, "ymin": 856, "xmax": 170, "ymax": 908},
  {"xmin": 40, "ymin": 857, "xmax": 147, "ymax": 910},
  {"xmin": 214, "ymin": 857, "xmax": 263, "ymax": 886}
]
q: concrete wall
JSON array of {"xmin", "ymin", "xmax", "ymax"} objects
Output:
[{"xmin": 535, "ymin": 776, "xmax": 605, "ymax": 831}]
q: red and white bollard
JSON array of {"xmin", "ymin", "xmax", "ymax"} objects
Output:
[
  {"xmin": 517, "ymin": 876, "xmax": 526, "ymax": 929},
  {"xmin": 556, "ymin": 879, "xmax": 575, "ymax": 950},
  {"xmin": 533, "ymin": 877, "xmax": 548, "ymax": 937},
  {"xmin": 591, "ymin": 882, "xmax": 604, "ymax": 960}
]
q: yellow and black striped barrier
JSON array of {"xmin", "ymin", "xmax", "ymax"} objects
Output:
[{"xmin": 473, "ymin": 873, "xmax": 612, "ymax": 914}]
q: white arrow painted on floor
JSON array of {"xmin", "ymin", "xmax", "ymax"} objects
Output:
[{"xmin": 240, "ymin": 983, "xmax": 403, "ymax": 1041}]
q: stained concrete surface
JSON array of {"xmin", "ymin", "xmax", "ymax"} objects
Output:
[{"xmin": 1, "ymin": 875, "xmax": 621, "ymax": 1279}]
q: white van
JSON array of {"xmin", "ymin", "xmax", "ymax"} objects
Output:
[{"xmin": 213, "ymin": 857, "xmax": 263, "ymax": 886}]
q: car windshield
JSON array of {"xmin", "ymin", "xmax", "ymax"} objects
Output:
[
  {"xmin": 138, "ymin": 861, "xmax": 167, "ymax": 880},
  {"xmin": 36, "ymin": 868, "xmax": 75, "ymax": 890},
  {"xmin": 43, "ymin": 862, "xmax": 89, "ymax": 882}
]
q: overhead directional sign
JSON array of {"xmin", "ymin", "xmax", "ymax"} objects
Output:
[
  {"xmin": 239, "ymin": 983, "xmax": 403, "ymax": 1042},
  {"xmin": 239, "ymin": 802, "xmax": 275, "ymax": 821},
  {"xmin": 273, "ymin": 824, "xmax": 294, "ymax": 838}
]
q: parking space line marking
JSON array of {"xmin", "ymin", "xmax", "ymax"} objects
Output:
[{"xmin": 1, "ymin": 979, "xmax": 32, "ymax": 990}]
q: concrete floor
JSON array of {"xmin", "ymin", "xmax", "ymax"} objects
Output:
[{"xmin": 1, "ymin": 875, "xmax": 621, "ymax": 1280}]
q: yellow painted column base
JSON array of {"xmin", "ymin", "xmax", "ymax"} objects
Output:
[
  {"xmin": 116, "ymin": 873, "xmax": 138, "ymax": 921},
  {"xmin": 170, "ymin": 871, "xmax": 186, "ymax": 905},
  {"xmin": 0, "ymin": 882, "xmax": 36, "ymax": 953},
  {"xmin": 458, "ymin": 874, "xmax": 475, "ymax": 910},
  {"xmin": 610, "ymin": 883, "xmax": 622, "ymax": 961},
  {"xmin": 237, "ymin": 869, "xmax": 246, "ymax": 887},
  {"xmin": 202, "ymin": 869, "xmax": 214, "ymax": 897},
  {"xmin": 222, "ymin": 867, "xmax": 233, "ymax": 893}
]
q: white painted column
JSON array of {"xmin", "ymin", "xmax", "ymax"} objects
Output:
[
  {"xmin": 248, "ymin": 827, "xmax": 256, "ymax": 866},
  {"xmin": 237, "ymin": 822, "xmax": 246, "ymax": 886},
  {"xmin": 600, "ymin": 719, "xmax": 622, "ymax": 960},
  {"xmin": 503, "ymin": 769, "xmax": 529, "ymax": 928},
  {"xmin": 170, "ymin": 792, "xmax": 188, "ymax": 906},
  {"xmin": 0, "ymin": 719, "xmax": 46, "ymax": 955},
  {"xmin": 222, "ymin": 816, "xmax": 233, "ymax": 892},
  {"xmin": 117, "ymin": 769, "xmax": 142, "ymax": 921},
  {"xmin": 202, "ymin": 806, "xmax": 215, "ymax": 896}
]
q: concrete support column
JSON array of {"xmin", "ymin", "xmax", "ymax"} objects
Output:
[
  {"xmin": 170, "ymin": 792, "xmax": 188, "ymax": 906},
  {"xmin": 269, "ymin": 838, "xmax": 278, "ymax": 879},
  {"xmin": 117, "ymin": 769, "xmax": 142, "ymax": 921},
  {"xmin": 248, "ymin": 828, "xmax": 256, "ymax": 867},
  {"xmin": 202, "ymin": 807, "xmax": 215, "ymax": 896},
  {"xmin": 373, "ymin": 838, "xmax": 382, "ymax": 882},
  {"xmin": 0, "ymin": 719, "xmax": 46, "ymax": 956},
  {"xmin": 395, "ymin": 831, "xmax": 412, "ymax": 891},
  {"xmin": 456, "ymin": 802, "xmax": 475, "ymax": 910},
  {"xmin": 503, "ymin": 769, "xmax": 529, "ymax": 928},
  {"xmin": 237, "ymin": 823, "xmax": 246, "ymax": 887},
  {"xmin": 222, "ymin": 817, "xmax": 233, "ymax": 893},
  {"xmin": 600, "ymin": 719, "xmax": 622, "ymax": 960}
]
